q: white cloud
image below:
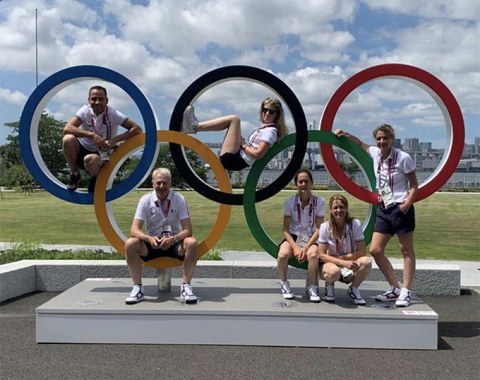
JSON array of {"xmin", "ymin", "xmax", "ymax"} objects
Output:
[
  {"xmin": 362, "ymin": 0, "xmax": 480, "ymax": 21},
  {"xmin": 0, "ymin": 88, "xmax": 27, "ymax": 105},
  {"xmin": 0, "ymin": 0, "xmax": 477, "ymax": 147}
]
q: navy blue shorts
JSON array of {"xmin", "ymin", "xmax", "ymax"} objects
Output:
[
  {"xmin": 220, "ymin": 151, "xmax": 248, "ymax": 171},
  {"xmin": 76, "ymin": 142, "xmax": 97, "ymax": 170},
  {"xmin": 140, "ymin": 241, "xmax": 184, "ymax": 262},
  {"xmin": 374, "ymin": 203, "xmax": 415, "ymax": 236}
]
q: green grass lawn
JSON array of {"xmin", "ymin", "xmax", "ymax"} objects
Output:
[{"xmin": 0, "ymin": 189, "xmax": 479, "ymax": 261}]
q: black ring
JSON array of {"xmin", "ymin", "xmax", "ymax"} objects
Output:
[{"xmin": 169, "ymin": 65, "xmax": 307, "ymax": 205}]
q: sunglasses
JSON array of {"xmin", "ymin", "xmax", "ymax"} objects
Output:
[{"xmin": 262, "ymin": 107, "xmax": 278, "ymax": 115}]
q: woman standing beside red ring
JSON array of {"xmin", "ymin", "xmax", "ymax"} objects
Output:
[{"xmin": 335, "ymin": 124, "xmax": 418, "ymax": 307}]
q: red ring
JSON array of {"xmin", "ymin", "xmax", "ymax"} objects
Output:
[{"xmin": 320, "ymin": 63, "xmax": 464, "ymax": 204}]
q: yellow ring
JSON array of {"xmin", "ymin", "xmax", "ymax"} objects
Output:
[{"xmin": 94, "ymin": 131, "xmax": 232, "ymax": 269}]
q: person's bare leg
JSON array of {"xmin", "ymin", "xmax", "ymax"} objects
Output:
[
  {"xmin": 277, "ymin": 241, "xmax": 293, "ymax": 282},
  {"xmin": 369, "ymin": 232, "xmax": 400, "ymax": 288},
  {"xmin": 62, "ymin": 135, "xmax": 80, "ymax": 172},
  {"xmin": 125, "ymin": 238, "xmax": 147, "ymax": 285},
  {"xmin": 351, "ymin": 256, "xmax": 372, "ymax": 287},
  {"xmin": 84, "ymin": 153, "xmax": 102, "ymax": 176},
  {"xmin": 195, "ymin": 115, "xmax": 242, "ymax": 155},
  {"xmin": 397, "ymin": 232, "xmax": 415, "ymax": 289},
  {"xmin": 181, "ymin": 237, "xmax": 198, "ymax": 284},
  {"xmin": 307, "ymin": 246, "xmax": 319, "ymax": 287}
]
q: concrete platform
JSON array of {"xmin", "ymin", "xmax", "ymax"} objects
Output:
[{"xmin": 36, "ymin": 278, "xmax": 438, "ymax": 349}]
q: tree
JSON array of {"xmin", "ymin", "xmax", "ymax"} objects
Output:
[
  {"xmin": 0, "ymin": 113, "xmax": 65, "ymax": 187},
  {"xmin": 149, "ymin": 144, "xmax": 208, "ymax": 188},
  {"xmin": 339, "ymin": 160, "xmax": 359, "ymax": 181},
  {"xmin": 1, "ymin": 114, "xmax": 208, "ymax": 189}
]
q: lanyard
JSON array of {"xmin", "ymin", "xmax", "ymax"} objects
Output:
[
  {"xmin": 335, "ymin": 238, "xmax": 344, "ymax": 255},
  {"xmin": 377, "ymin": 149, "xmax": 397, "ymax": 189},
  {"xmin": 91, "ymin": 110, "xmax": 111, "ymax": 139},
  {"xmin": 334, "ymin": 224, "xmax": 355, "ymax": 255},
  {"xmin": 295, "ymin": 195, "xmax": 316, "ymax": 232},
  {"xmin": 156, "ymin": 198, "xmax": 171, "ymax": 219}
]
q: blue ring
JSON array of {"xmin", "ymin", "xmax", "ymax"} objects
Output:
[{"xmin": 19, "ymin": 65, "xmax": 158, "ymax": 204}]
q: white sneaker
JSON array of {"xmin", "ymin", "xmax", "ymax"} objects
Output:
[
  {"xmin": 340, "ymin": 267, "xmax": 354, "ymax": 283},
  {"xmin": 308, "ymin": 285, "xmax": 321, "ymax": 303},
  {"xmin": 347, "ymin": 286, "xmax": 366, "ymax": 305},
  {"xmin": 182, "ymin": 105, "xmax": 198, "ymax": 134},
  {"xmin": 322, "ymin": 282, "xmax": 335, "ymax": 302},
  {"xmin": 395, "ymin": 288, "xmax": 412, "ymax": 307},
  {"xmin": 375, "ymin": 286, "xmax": 400, "ymax": 302},
  {"xmin": 180, "ymin": 283, "xmax": 198, "ymax": 304},
  {"xmin": 125, "ymin": 285, "xmax": 145, "ymax": 305},
  {"xmin": 280, "ymin": 280, "xmax": 294, "ymax": 299}
]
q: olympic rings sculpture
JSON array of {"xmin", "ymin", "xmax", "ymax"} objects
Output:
[{"xmin": 19, "ymin": 64, "xmax": 464, "ymax": 270}]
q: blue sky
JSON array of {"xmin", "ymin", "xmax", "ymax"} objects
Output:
[{"xmin": 0, "ymin": 0, "xmax": 479, "ymax": 150}]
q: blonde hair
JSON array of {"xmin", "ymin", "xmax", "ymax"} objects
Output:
[
  {"xmin": 327, "ymin": 194, "xmax": 354, "ymax": 239},
  {"xmin": 259, "ymin": 97, "xmax": 288, "ymax": 139}
]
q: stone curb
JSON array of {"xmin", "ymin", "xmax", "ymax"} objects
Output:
[{"xmin": 0, "ymin": 260, "xmax": 460, "ymax": 302}]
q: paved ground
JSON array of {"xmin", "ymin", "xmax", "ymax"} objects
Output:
[
  {"xmin": 1, "ymin": 289, "xmax": 479, "ymax": 380},
  {"xmin": 1, "ymin": 244, "xmax": 479, "ymax": 379}
]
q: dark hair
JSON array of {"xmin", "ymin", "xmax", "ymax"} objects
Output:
[
  {"xmin": 373, "ymin": 123, "xmax": 395, "ymax": 140},
  {"xmin": 89, "ymin": 85, "xmax": 108, "ymax": 98},
  {"xmin": 294, "ymin": 168, "xmax": 313, "ymax": 184}
]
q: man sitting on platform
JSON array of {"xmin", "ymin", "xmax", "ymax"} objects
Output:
[{"xmin": 124, "ymin": 167, "xmax": 198, "ymax": 305}]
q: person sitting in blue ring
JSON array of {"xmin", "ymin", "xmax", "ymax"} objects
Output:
[
  {"xmin": 62, "ymin": 85, "xmax": 142, "ymax": 192},
  {"xmin": 181, "ymin": 97, "xmax": 288, "ymax": 171}
]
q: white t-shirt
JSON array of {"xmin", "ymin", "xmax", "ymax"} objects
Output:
[
  {"xmin": 283, "ymin": 194, "xmax": 325, "ymax": 236},
  {"xmin": 317, "ymin": 219, "xmax": 364, "ymax": 257},
  {"xmin": 368, "ymin": 146, "xmax": 416, "ymax": 203},
  {"xmin": 75, "ymin": 104, "xmax": 128, "ymax": 152},
  {"xmin": 240, "ymin": 124, "xmax": 278, "ymax": 166},
  {"xmin": 133, "ymin": 190, "xmax": 190, "ymax": 237}
]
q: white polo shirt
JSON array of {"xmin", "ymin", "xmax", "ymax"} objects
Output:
[
  {"xmin": 75, "ymin": 104, "xmax": 128, "ymax": 152},
  {"xmin": 368, "ymin": 146, "xmax": 416, "ymax": 203},
  {"xmin": 240, "ymin": 124, "xmax": 278, "ymax": 166},
  {"xmin": 284, "ymin": 194, "xmax": 325, "ymax": 236},
  {"xmin": 317, "ymin": 219, "xmax": 364, "ymax": 257},
  {"xmin": 133, "ymin": 190, "xmax": 190, "ymax": 237}
]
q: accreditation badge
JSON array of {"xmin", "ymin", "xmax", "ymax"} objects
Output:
[
  {"xmin": 297, "ymin": 234, "xmax": 309, "ymax": 248},
  {"xmin": 160, "ymin": 224, "xmax": 172, "ymax": 238},
  {"xmin": 380, "ymin": 185, "xmax": 395, "ymax": 208}
]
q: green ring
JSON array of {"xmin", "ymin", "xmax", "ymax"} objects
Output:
[{"xmin": 244, "ymin": 130, "xmax": 377, "ymax": 269}]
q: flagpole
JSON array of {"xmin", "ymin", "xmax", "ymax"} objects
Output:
[{"xmin": 35, "ymin": 8, "xmax": 38, "ymax": 87}]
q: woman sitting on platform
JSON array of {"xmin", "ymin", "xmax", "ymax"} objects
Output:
[{"xmin": 277, "ymin": 168, "xmax": 325, "ymax": 302}]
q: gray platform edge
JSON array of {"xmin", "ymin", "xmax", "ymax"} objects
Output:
[{"xmin": 0, "ymin": 260, "xmax": 460, "ymax": 302}]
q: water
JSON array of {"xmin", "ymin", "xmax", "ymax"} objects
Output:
[{"xmin": 207, "ymin": 170, "xmax": 480, "ymax": 189}]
